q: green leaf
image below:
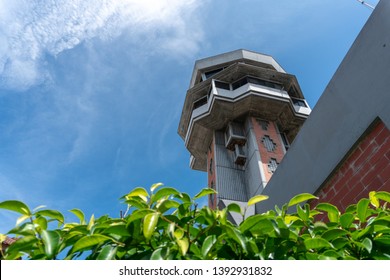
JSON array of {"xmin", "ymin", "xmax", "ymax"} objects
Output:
[
  {"xmin": 151, "ymin": 247, "xmax": 170, "ymax": 260},
  {"xmin": 361, "ymin": 238, "xmax": 373, "ymax": 254},
  {"xmin": 369, "ymin": 191, "xmax": 380, "ymax": 208},
  {"xmin": 103, "ymin": 225, "xmax": 131, "ymax": 237},
  {"xmin": 152, "ymin": 187, "xmax": 180, "ymax": 204},
  {"xmin": 157, "ymin": 200, "xmax": 180, "ymax": 214},
  {"xmin": 224, "ymin": 225, "xmax": 247, "ymax": 253},
  {"xmin": 124, "ymin": 197, "xmax": 149, "ymax": 209},
  {"xmin": 69, "ymin": 209, "xmax": 86, "ymax": 224},
  {"xmin": 97, "ymin": 245, "xmax": 117, "ymax": 260},
  {"xmin": 150, "ymin": 182, "xmax": 164, "ymax": 192},
  {"xmin": 87, "ymin": 214, "xmax": 95, "ymax": 231},
  {"xmin": 201, "ymin": 235, "xmax": 217, "ymax": 258},
  {"xmin": 316, "ymin": 203, "xmax": 340, "ymax": 223},
  {"xmin": 357, "ymin": 198, "xmax": 370, "ymax": 223},
  {"xmin": 194, "ymin": 188, "xmax": 216, "ymax": 200},
  {"xmin": 227, "ymin": 203, "xmax": 242, "ymax": 214},
  {"xmin": 36, "ymin": 209, "xmax": 65, "ymax": 224},
  {"xmin": 297, "ymin": 204, "xmax": 309, "ymax": 221},
  {"xmin": 247, "ymin": 195, "xmax": 269, "ymax": 206},
  {"xmin": 16, "ymin": 215, "xmax": 31, "ymax": 226},
  {"xmin": 124, "ymin": 187, "xmax": 149, "ymax": 202},
  {"xmin": 177, "ymin": 238, "xmax": 189, "ymax": 256},
  {"xmin": 304, "ymin": 237, "xmax": 332, "ymax": 250},
  {"xmin": 340, "ymin": 213, "xmax": 355, "ymax": 229},
  {"xmin": 7, "ymin": 235, "xmax": 38, "ymax": 253},
  {"xmin": 70, "ymin": 234, "xmax": 111, "ymax": 254},
  {"xmin": 374, "ymin": 237, "xmax": 390, "ymax": 245},
  {"xmin": 41, "ymin": 230, "xmax": 60, "ymax": 259},
  {"xmin": 143, "ymin": 212, "xmax": 160, "ymax": 240},
  {"xmin": 375, "ymin": 191, "xmax": 390, "ymax": 203},
  {"xmin": 287, "ymin": 193, "xmax": 318, "ymax": 207},
  {"xmin": 239, "ymin": 214, "xmax": 266, "ymax": 232},
  {"xmin": 321, "ymin": 229, "xmax": 349, "ymax": 241},
  {"xmin": 0, "ymin": 200, "xmax": 31, "ymax": 216},
  {"xmin": 33, "ymin": 216, "xmax": 48, "ymax": 231},
  {"xmin": 127, "ymin": 209, "xmax": 155, "ymax": 225}
]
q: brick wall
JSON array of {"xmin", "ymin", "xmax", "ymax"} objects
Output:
[
  {"xmin": 251, "ymin": 117, "xmax": 286, "ymax": 182},
  {"xmin": 311, "ymin": 119, "xmax": 390, "ymax": 213}
]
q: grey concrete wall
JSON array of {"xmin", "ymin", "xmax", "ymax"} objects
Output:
[
  {"xmin": 214, "ymin": 131, "xmax": 247, "ymax": 202},
  {"xmin": 256, "ymin": 0, "xmax": 390, "ymax": 212}
]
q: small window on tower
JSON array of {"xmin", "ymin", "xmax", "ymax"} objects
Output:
[
  {"xmin": 209, "ymin": 158, "xmax": 213, "ymax": 174},
  {"xmin": 262, "ymin": 135, "xmax": 276, "ymax": 152},
  {"xmin": 268, "ymin": 158, "xmax": 279, "ymax": 173},
  {"xmin": 257, "ymin": 119, "xmax": 269, "ymax": 131}
]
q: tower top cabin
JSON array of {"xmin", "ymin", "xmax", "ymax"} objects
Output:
[{"xmin": 178, "ymin": 49, "xmax": 310, "ymax": 172}]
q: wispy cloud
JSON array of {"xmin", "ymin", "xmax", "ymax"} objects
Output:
[{"xmin": 0, "ymin": 0, "xmax": 205, "ymax": 91}]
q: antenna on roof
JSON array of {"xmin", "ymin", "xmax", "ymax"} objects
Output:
[{"xmin": 356, "ymin": 0, "xmax": 375, "ymax": 10}]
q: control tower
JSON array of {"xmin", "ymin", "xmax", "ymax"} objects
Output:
[{"xmin": 178, "ymin": 50, "xmax": 311, "ymax": 218}]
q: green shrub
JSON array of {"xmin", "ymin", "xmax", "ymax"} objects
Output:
[{"xmin": 1, "ymin": 184, "xmax": 389, "ymax": 260}]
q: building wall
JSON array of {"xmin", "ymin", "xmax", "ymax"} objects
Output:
[
  {"xmin": 251, "ymin": 117, "xmax": 285, "ymax": 183},
  {"xmin": 310, "ymin": 119, "xmax": 390, "ymax": 212},
  {"xmin": 256, "ymin": 0, "xmax": 390, "ymax": 213},
  {"xmin": 207, "ymin": 137, "xmax": 217, "ymax": 208}
]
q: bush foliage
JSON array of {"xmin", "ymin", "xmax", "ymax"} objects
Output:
[{"xmin": 1, "ymin": 184, "xmax": 389, "ymax": 260}]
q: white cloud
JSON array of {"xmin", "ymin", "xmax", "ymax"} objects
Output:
[{"xmin": 0, "ymin": 0, "xmax": 205, "ymax": 91}]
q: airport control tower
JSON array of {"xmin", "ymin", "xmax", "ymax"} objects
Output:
[{"xmin": 178, "ymin": 50, "xmax": 311, "ymax": 220}]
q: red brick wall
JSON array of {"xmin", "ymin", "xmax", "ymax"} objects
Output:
[
  {"xmin": 311, "ymin": 119, "xmax": 390, "ymax": 213},
  {"xmin": 251, "ymin": 117, "xmax": 285, "ymax": 182}
]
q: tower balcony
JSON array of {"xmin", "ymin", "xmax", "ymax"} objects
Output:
[{"xmin": 185, "ymin": 78, "xmax": 311, "ymax": 171}]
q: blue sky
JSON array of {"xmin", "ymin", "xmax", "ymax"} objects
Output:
[{"xmin": 0, "ymin": 0, "xmax": 378, "ymax": 232}]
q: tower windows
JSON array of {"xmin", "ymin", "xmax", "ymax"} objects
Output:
[
  {"xmin": 262, "ymin": 135, "xmax": 276, "ymax": 152},
  {"xmin": 257, "ymin": 119, "xmax": 269, "ymax": 131},
  {"xmin": 268, "ymin": 158, "xmax": 279, "ymax": 173}
]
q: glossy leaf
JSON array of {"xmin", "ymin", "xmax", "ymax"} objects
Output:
[
  {"xmin": 151, "ymin": 247, "xmax": 170, "ymax": 260},
  {"xmin": 340, "ymin": 213, "xmax": 355, "ymax": 229},
  {"xmin": 150, "ymin": 182, "xmax": 164, "ymax": 192},
  {"xmin": 143, "ymin": 212, "xmax": 160, "ymax": 240},
  {"xmin": 357, "ymin": 198, "xmax": 370, "ymax": 223},
  {"xmin": 321, "ymin": 228, "xmax": 349, "ymax": 241},
  {"xmin": 177, "ymin": 238, "xmax": 189, "ymax": 256},
  {"xmin": 194, "ymin": 188, "xmax": 216, "ymax": 200},
  {"xmin": 224, "ymin": 225, "xmax": 247, "ymax": 253},
  {"xmin": 124, "ymin": 187, "xmax": 149, "ymax": 202},
  {"xmin": 16, "ymin": 215, "xmax": 31, "ymax": 226},
  {"xmin": 153, "ymin": 187, "xmax": 180, "ymax": 203},
  {"xmin": 127, "ymin": 209, "xmax": 155, "ymax": 225},
  {"xmin": 201, "ymin": 235, "xmax": 217, "ymax": 258},
  {"xmin": 70, "ymin": 234, "xmax": 111, "ymax": 254},
  {"xmin": 0, "ymin": 200, "xmax": 31, "ymax": 216},
  {"xmin": 69, "ymin": 208, "xmax": 86, "ymax": 224},
  {"xmin": 288, "ymin": 193, "xmax": 318, "ymax": 207},
  {"xmin": 248, "ymin": 195, "xmax": 269, "ymax": 206},
  {"xmin": 316, "ymin": 203, "xmax": 340, "ymax": 223},
  {"xmin": 369, "ymin": 191, "xmax": 380, "ymax": 208},
  {"xmin": 41, "ymin": 230, "xmax": 60, "ymax": 259},
  {"xmin": 304, "ymin": 237, "xmax": 332, "ymax": 250},
  {"xmin": 7, "ymin": 235, "xmax": 38, "ymax": 252},
  {"xmin": 157, "ymin": 200, "xmax": 180, "ymax": 214},
  {"xmin": 36, "ymin": 209, "xmax": 65, "ymax": 224},
  {"xmin": 375, "ymin": 191, "xmax": 390, "ymax": 203},
  {"xmin": 97, "ymin": 245, "xmax": 117, "ymax": 260},
  {"xmin": 227, "ymin": 203, "xmax": 242, "ymax": 214}
]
